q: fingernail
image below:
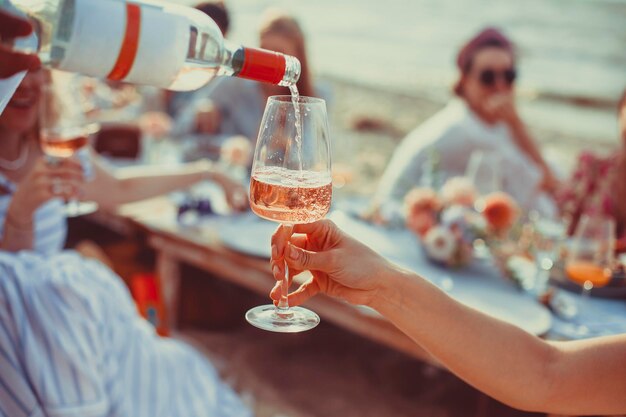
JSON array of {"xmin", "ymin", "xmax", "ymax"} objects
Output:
[
  {"xmin": 271, "ymin": 245, "xmax": 277, "ymax": 259},
  {"xmin": 288, "ymin": 245, "xmax": 299, "ymax": 260}
]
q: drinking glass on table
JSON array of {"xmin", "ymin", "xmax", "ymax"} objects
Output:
[
  {"xmin": 247, "ymin": 95, "xmax": 332, "ymax": 333},
  {"xmin": 529, "ymin": 213, "xmax": 566, "ymax": 297},
  {"xmin": 40, "ymin": 83, "xmax": 99, "ymax": 217},
  {"xmin": 564, "ymin": 214, "xmax": 615, "ymax": 335},
  {"xmin": 465, "ymin": 150, "xmax": 503, "ymax": 257}
]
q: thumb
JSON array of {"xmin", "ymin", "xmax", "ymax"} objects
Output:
[{"xmin": 285, "ymin": 243, "xmax": 331, "ymax": 272}]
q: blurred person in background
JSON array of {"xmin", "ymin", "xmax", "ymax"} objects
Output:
[
  {"xmin": 267, "ymin": 220, "xmax": 626, "ymax": 416},
  {"xmin": 371, "ymin": 27, "xmax": 558, "ymax": 222},
  {"xmin": 0, "ymin": 69, "xmax": 246, "ymax": 254},
  {"xmin": 557, "ymin": 89, "xmax": 626, "ymax": 250},
  {"xmin": 174, "ymin": 8, "xmax": 326, "ymax": 158},
  {"xmin": 0, "ymin": 241, "xmax": 253, "ymax": 417}
]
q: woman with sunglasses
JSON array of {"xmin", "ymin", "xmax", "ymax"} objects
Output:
[{"xmin": 372, "ymin": 27, "xmax": 558, "ymax": 220}]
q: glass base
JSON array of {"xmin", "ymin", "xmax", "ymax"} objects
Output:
[
  {"xmin": 65, "ymin": 201, "xmax": 98, "ymax": 217},
  {"xmin": 245, "ymin": 305, "xmax": 320, "ymax": 333}
]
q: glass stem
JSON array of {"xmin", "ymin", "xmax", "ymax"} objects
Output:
[
  {"xmin": 277, "ymin": 223, "xmax": 294, "ymax": 311},
  {"xmin": 579, "ymin": 280, "xmax": 593, "ymax": 317}
]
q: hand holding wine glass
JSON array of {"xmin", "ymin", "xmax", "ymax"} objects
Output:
[{"xmin": 247, "ymin": 95, "xmax": 331, "ymax": 333}]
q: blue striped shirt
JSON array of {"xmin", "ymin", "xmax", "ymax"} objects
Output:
[
  {"xmin": 0, "ymin": 173, "xmax": 67, "ymax": 255},
  {"xmin": 0, "ymin": 251, "xmax": 252, "ymax": 417}
]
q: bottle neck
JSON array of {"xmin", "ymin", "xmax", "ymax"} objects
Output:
[{"xmin": 224, "ymin": 45, "xmax": 301, "ymax": 87}]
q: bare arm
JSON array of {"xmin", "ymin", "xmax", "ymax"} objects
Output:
[
  {"xmin": 83, "ymin": 154, "xmax": 246, "ymax": 211},
  {"xmin": 373, "ymin": 273, "xmax": 626, "ymax": 414},
  {"xmin": 270, "ymin": 220, "xmax": 626, "ymax": 415},
  {"xmin": 508, "ymin": 116, "xmax": 551, "ymax": 174}
]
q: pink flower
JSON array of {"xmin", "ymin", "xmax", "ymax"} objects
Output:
[
  {"xmin": 220, "ymin": 135, "xmax": 252, "ymax": 167},
  {"xmin": 404, "ymin": 187, "xmax": 442, "ymax": 216},
  {"xmin": 440, "ymin": 176, "xmax": 477, "ymax": 207},
  {"xmin": 404, "ymin": 187, "xmax": 442, "ymax": 236},
  {"xmin": 407, "ymin": 211, "xmax": 437, "ymax": 237},
  {"xmin": 482, "ymin": 192, "xmax": 519, "ymax": 231}
]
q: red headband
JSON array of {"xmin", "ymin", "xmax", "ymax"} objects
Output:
[{"xmin": 456, "ymin": 27, "xmax": 514, "ymax": 71}]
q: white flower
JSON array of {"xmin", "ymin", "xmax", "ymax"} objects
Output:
[{"xmin": 423, "ymin": 226, "xmax": 457, "ymax": 263}]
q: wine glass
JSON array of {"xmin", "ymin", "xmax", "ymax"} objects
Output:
[
  {"xmin": 465, "ymin": 150, "xmax": 502, "ymax": 198},
  {"xmin": 465, "ymin": 150, "xmax": 502, "ymax": 257},
  {"xmin": 40, "ymin": 81, "xmax": 99, "ymax": 217},
  {"xmin": 563, "ymin": 214, "xmax": 615, "ymax": 335},
  {"xmin": 247, "ymin": 95, "xmax": 332, "ymax": 333},
  {"xmin": 528, "ymin": 212, "xmax": 566, "ymax": 297}
]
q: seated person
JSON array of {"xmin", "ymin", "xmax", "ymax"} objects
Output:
[
  {"xmin": 371, "ymin": 27, "xmax": 557, "ymax": 220},
  {"xmin": 0, "ymin": 250, "xmax": 252, "ymax": 417},
  {"xmin": 557, "ymin": 89, "xmax": 626, "ymax": 249},
  {"xmin": 174, "ymin": 9, "xmax": 327, "ymax": 153},
  {"xmin": 0, "ymin": 69, "xmax": 246, "ymax": 254}
]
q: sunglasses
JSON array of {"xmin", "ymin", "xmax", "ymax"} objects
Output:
[{"xmin": 478, "ymin": 68, "xmax": 517, "ymax": 87}]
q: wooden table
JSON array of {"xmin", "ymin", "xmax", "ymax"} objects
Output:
[{"xmin": 95, "ymin": 197, "xmax": 437, "ymax": 364}]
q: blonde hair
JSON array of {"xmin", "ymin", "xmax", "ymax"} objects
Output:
[{"xmin": 259, "ymin": 9, "xmax": 314, "ymax": 98}]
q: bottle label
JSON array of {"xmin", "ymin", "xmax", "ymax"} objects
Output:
[
  {"xmin": 56, "ymin": 0, "xmax": 188, "ymax": 89},
  {"xmin": 238, "ymin": 48, "xmax": 286, "ymax": 85}
]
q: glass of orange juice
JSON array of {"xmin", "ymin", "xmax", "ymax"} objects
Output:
[{"xmin": 564, "ymin": 214, "xmax": 615, "ymax": 335}]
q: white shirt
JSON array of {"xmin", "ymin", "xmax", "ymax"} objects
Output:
[
  {"xmin": 0, "ymin": 251, "xmax": 252, "ymax": 417},
  {"xmin": 374, "ymin": 100, "xmax": 555, "ymax": 216}
]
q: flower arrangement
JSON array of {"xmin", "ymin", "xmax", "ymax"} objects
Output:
[{"xmin": 404, "ymin": 176, "xmax": 520, "ymax": 268}]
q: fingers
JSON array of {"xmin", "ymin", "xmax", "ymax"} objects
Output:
[
  {"xmin": 285, "ymin": 243, "xmax": 334, "ymax": 273},
  {"xmin": 270, "ymin": 223, "xmax": 294, "ymax": 260},
  {"xmin": 292, "ymin": 219, "xmax": 337, "ymax": 236},
  {"xmin": 270, "ymin": 279, "xmax": 320, "ymax": 307},
  {"xmin": 0, "ymin": 11, "xmax": 33, "ymax": 37},
  {"xmin": 39, "ymin": 158, "xmax": 85, "ymax": 182},
  {"xmin": 0, "ymin": 47, "xmax": 41, "ymax": 78}
]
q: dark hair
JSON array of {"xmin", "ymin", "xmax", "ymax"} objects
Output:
[{"xmin": 195, "ymin": 1, "xmax": 230, "ymax": 36}]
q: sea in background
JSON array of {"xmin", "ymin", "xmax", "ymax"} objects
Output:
[{"xmin": 181, "ymin": 0, "xmax": 626, "ymax": 145}]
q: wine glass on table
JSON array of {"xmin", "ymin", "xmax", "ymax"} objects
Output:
[
  {"xmin": 465, "ymin": 150, "xmax": 502, "ymax": 257},
  {"xmin": 40, "ymin": 82, "xmax": 99, "ymax": 217},
  {"xmin": 247, "ymin": 95, "xmax": 332, "ymax": 333},
  {"xmin": 563, "ymin": 214, "xmax": 615, "ymax": 336}
]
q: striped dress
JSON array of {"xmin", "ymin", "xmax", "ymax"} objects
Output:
[
  {"xmin": 0, "ymin": 251, "xmax": 252, "ymax": 417},
  {"xmin": 0, "ymin": 173, "xmax": 67, "ymax": 255}
]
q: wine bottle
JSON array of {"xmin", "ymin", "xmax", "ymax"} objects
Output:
[{"xmin": 6, "ymin": 0, "xmax": 301, "ymax": 91}]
